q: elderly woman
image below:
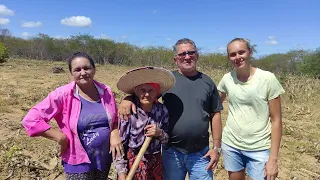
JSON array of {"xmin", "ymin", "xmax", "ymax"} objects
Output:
[
  {"xmin": 22, "ymin": 52, "xmax": 123, "ymax": 180},
  {"xmin": 115, "ymin": 67, "xmax": 175, "ymax": 180}
]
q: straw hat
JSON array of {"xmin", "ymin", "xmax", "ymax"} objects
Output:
[{"xmin": 117, "ymin": 67, "xmax": 175, "ymax": 94}]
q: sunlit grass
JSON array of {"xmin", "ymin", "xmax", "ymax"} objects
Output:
[{"xmin": 0, "ymin": 59, "xmax": 319, "ymax": 179}]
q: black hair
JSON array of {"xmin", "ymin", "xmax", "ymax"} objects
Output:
[{"xmin": 67, "ymin": 52, "xmax": 95, "ymax": 72}]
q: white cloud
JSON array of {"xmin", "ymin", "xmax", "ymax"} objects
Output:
[
  {"xmin": 265, "ymin": 36, "xmax": 278, "ymax": 45},
  {"xmin": 22, "ymin": 32, "xmax": 31, "ymax": 39},
  {"xmin": 217, "ymin": 46, "xmax": 226, "ymax": 51},
  {"xmin": 0, "ymin": 5, "xmax": 14, "ymax": 16},
  {"xmin": 121, "ymin": 35, "xmax": 127, "ymax": 39},
  {"xmin": 54, "ymin": 36, "xmax": 68, "ymax": 39},
  {"xmin": 21, "ymin": 21, "xmax": 42, "ymax": 28},
  {"xmin": 293, "ymin": 44, "xmax": 304, "ymax": 49},
  {"xmin": 99, "ymin": 33, "xmax": 111, "ymax": 39},
  {"xmin": 166, "ymin": 38, "xmax": 171, "ymax": 41},
  {"xmin": 265, "ymin": 40, "xmax": 278, "ymax": 45},
  {"xmin": 0, "ymin": 18, "xmax": 10, "ymax": 25},
  {"xmin": 95, "ymin": 33, "xmax": 111, "ymax": 40},
  {"xmin": 60, "ymin": 16, "xmax": 92, "ymax": 27}
]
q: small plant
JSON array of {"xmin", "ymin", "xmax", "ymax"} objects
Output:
[
  {"xmin": 0, "ymin": 42, "xmax": 9, "ymax": 63},
  {"xmin": 5, "ymin": 145, "xmax": 20, "ymax": 161}
]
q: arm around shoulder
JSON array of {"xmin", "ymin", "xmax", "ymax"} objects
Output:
[{"xmin": 118, "ymin": 95, "xmax": 136, "ymax": 120}]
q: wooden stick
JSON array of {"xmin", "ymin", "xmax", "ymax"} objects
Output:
[{"xmin": 126, "ymin": 136, "xmax": 153, "ymax": 180}]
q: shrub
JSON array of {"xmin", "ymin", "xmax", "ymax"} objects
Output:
[
  {"xmin": 299, "ymin": 48, "xmax": 320, "ymax": 78},
  {"xmin": 0, "ymin": 42, "xmax": 9, "ymax": 63}
]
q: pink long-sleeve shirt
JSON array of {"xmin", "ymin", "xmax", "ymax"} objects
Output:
[{"xmin": 22, "ymin": 80, "xmax": 118, "ymax": 165}]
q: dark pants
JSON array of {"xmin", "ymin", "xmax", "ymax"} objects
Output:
[{"xmin": 65, "ymin": 165, "xmax": 111, "ymax": 180}]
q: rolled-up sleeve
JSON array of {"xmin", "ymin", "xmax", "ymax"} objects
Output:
[{"xmin": 22, "ymin": 89, "xmax": 63, "ymax": 137}]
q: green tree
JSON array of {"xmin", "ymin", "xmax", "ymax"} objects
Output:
[
  {"xmin": 0, "ymin": 42, "xmax": 9, "ymax": 63},
  {"xmin": 253, "ymin": 53, "xmax": 288, "ymax": 73},
  {"xmin": 299, "ymin": 48, "xmax": 320, "ymax": 78}
]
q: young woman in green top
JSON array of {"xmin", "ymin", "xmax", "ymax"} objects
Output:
[{"xmin": 218, "ymin": 38, "xmax": 285, "ymax": 180}]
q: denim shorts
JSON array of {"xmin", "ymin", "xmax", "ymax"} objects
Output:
[{"xmin": 221, "ymin": 142, "xmax": 269, "ymax": 180}]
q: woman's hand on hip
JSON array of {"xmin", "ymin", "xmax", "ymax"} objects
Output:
[
  {"xmin": 38, "ymin": 129, "xmax": 69, "ymax": 157},
  {"xmin": 57, "ymin": 133, "xmax": 69, "ymax": 157}
]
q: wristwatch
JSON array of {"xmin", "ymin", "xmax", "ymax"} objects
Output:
[{"xmin": 213, "ymin": 146, "xmax": 222, "ymax": 154}]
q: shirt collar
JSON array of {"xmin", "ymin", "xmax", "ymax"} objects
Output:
[{"xmin": 73, "ymin": 82, "xmax": 104, "ymax": 98}]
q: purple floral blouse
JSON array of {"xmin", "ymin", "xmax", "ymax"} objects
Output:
[{"xmin": 114, "ymin": 101, "xmax": 169, "ymax": 175}]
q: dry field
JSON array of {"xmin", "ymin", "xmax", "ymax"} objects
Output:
[{"xmin": 0, "ymin": 59, "xmax": 319, "ymax": 180}]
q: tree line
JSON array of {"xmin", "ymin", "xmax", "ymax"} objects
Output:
[{"xmin": 0, "ymin": 27, "xmax": 319, "ymax": 78}]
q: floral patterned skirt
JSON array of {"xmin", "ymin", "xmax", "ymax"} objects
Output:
[{"xmin": 127, "ymin": 148, "xmax": 163, "ymax": 180}]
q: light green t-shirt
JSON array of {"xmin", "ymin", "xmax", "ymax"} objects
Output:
[{"xmin": 217, "ymin": 68, "xmax": 285, "ymax": 151}]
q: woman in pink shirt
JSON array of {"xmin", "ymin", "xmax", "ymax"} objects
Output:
[{"xmin": 22, "ymin": 52, "xmax": 124, "ymax": 180}]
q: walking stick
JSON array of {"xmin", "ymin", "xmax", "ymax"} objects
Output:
[{"xmin": 126, "ymin": 136, "xmax": 153, "ymax": 180}]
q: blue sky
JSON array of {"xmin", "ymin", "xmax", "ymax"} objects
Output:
[{"xmin": 0, "ymin": 0, "xmax": 319, "ymax": 57}]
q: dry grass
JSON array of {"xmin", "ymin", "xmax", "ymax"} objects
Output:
[{"xmin": 0, "ymin": 59, "xmax": 319, "ymax": 179}]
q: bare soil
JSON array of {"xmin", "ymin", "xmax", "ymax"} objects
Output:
[{"xmin": 0, "ymin": 59, "xmax": 319, "ymax": 180}]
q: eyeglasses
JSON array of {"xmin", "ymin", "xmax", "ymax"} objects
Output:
[{"xmin": 177, "ymin": 50, "xmax": 197, "ymax": 57}]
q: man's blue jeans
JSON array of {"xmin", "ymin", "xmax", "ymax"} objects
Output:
[{"xmin": 162, "ymin": 145, "xmax": 213, "ymax": 180}]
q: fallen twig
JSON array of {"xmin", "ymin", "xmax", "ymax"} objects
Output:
[
  {"xmin": 26, "ymin": 164, "xmax": 51, "ymax": 171},
  {"xmin": 4, "ymin": 169, "xmax": 14, "ymax": 180},
  {"xmin": 300, "ymin": 168, "xmax": 320, "ymax": 178}
]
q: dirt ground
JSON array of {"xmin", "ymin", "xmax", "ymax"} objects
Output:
[{"xmin": 0, "ymin": 59, "xmax": 319, "ymax": 180}]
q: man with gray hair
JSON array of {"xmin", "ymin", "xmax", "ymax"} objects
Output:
[{"xmin": 118, "ymin": 38, "xmax": 223, "ymax": 180}]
